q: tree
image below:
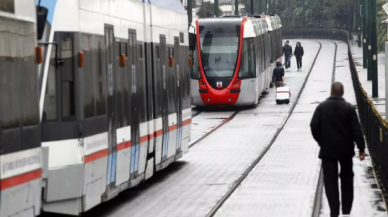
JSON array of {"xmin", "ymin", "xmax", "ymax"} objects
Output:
[{"xmin": 197, "ymin": 2, "xmax": 223, "ymax": 18}]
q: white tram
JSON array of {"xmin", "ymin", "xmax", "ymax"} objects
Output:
[
  {"xmin": 35, "ymin": 0, "xmax": 191, "ymax": 215},
  {"xmin": 0, "ymin": 0, "xmax": 42, "ymax": 216}
]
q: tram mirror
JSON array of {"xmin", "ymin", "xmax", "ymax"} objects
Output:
[
  {"xmin": 36, "ymin": 6, "xmax": 48, "ymax": 40},
  {"xmin": 189, "ymin": 33, "xmax": 196, "ymax": 51},
  {"xmin": 78, "ymin": 51, "xmax": 84, "ymax": 68},
  {"xmin": 35, "ymin": 46, "xmax": 43, "ymax": 64},
  {"xmin": 120, "ymin": 54, "xmax": 126, "ymax": 67},
  {"xmin": 168, "ymin": 57, "xmax": 174, "ymax": 67}
]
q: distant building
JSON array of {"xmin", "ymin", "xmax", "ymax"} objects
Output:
[{"xmin": 219, "ymin": 4, "xmax": 245, "ymax": 16}]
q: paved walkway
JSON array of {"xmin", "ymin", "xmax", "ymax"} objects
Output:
[{"xmin": 216, "ymin": 40, "xmax": 334, "ymax": 217}]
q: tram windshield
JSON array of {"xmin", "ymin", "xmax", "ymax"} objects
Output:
[{"xmin": 199, "ymin": 33, "xmax": 239, "ymax": 78}]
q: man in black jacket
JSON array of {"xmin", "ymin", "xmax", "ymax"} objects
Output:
[
  {"xmin": 272, "ymin": 61, "xmax": 285, "ymax": 87},
  {"xmin": 310, "ymin": 82, "xmax": 365, "ymax": 217},
  {"xmin": 282, "ymin": 41, "xmax": 292, "ymax": 70}
]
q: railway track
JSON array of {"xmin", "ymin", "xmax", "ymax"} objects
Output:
[
  {"xmin": 205, "ymin": 41, "xmax": 326, "ymax": 217},
  {"xmin": 311, "ymin": 40, "xmax": 338, "ymax": 217}
]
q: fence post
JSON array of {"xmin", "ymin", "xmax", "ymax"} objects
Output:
[
  {"xmin": 235, "ymin": 0, "xmax": 238, "ymax": 15},
  {"xmin": 367, "ymin": 0, "xmax": 373, "ymax": 81},
  {"xmin": 371, "ymin": 0, "xmax": 378, "ymax": 97},
  {"xmin": 363, "ymin": 0, "xmax": 368, "ymax": 68},
  {"xmin": 385, "ymin": 42, "xmax": 388, "ymax": 120},
  {"xmin": 214, "ymin": 0, "xmax": 219, "ymax": 17},
  {"xmin": 188, "ymin": 0, "xmax": 192, "ymax": 28}
]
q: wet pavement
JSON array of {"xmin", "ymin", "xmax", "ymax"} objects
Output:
[{"xmin": 215, "ymin": 40, "xmax": 335, "ymax": 217}]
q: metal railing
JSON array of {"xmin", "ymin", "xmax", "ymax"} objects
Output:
[{"xmin": 283, "ymin": 29, "xmax": 388, "ymax": 202}]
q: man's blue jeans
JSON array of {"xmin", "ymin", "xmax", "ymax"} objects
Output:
[{"xmin": 285, "ymin": 55, "xmax": 291, "ymax": 68}]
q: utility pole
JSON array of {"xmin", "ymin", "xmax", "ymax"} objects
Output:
[
  {"xmin": 250, "ymin": 0, "xmax": 254, "ymax": 14},
  {"xmin": 302, "ymin": 0, "xmax": 305, "ymax": 28},
  {"xmin": 235, "ymin": 0, "xmax": 238, "ymax": 15},
  {"xmin": 371, "ymin": 0, "xmax": 378, "ymax": 97},
  {"xmin": 214, "ymin": 0, "xmax": 219, "ymax": 17},
  {"xmin": 258, "ymin": 0, "xmax": 261, "ymax": 14},
  {"xmin": 268, "ymin": 0, "xmax": 271, "ymax": 14},
  {"xmin": 188, "ymin": 0, "xmax": 192, "ymax": 27},
  {"xmin": 363, "ymin": 0, "xmax": 368, "ymax": 68}
]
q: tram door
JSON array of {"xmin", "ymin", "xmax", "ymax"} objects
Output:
[
  {"xmin": 160, "ymin": 35, "xmax": 169, "ymax": 161},
  {"xmin": 104, "ymin": 25, "xmax": 118, "ymax": 191},
  {"xmin": 174, "ymin": 37, "xmax": 182, "ymax": 152},
  {"xmin": 129, "ymin": 31, "xmax": 140, "ymax": 178}
]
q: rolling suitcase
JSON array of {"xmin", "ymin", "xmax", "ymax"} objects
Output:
[{"xmin": 276, "ymin": 85, "xmax": 291, "ymax": 104}]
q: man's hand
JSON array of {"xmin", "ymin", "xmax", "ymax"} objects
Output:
[{"xmin": 359, "ymin": 151, "xmax": 365, "ymax": 161}]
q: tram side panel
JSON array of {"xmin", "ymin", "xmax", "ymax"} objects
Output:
[
  {"xmin": 235, "ymin": 38, "xmax": 257, "ymax": 106},
  {"xmin": 180, "ymin": 34, "xmax": 192, "ymax": 153},
  {"xmin": 114, "ymin": 37, "xmax": 131, "ymax": 187},
  {"xmin": 151, "ymin": 36, "xmax": 164, "ymax": 169},
  {"xmin": 136, "ymin": 37, "xmax": 148, "ymax": 180},
  {"xmin": 0, "ymin": 5, "xmax": 42, "ymax": 217},
  {"xmin": 167, "ymin": 39, "xmax": 178, "ymax": 160},
  {"xmin": 150, "ymin": 4, "xmax": 189, "ymax": 170},
  {"xmin": 38, "ymin": 0, "xmax": 191, "ymax": 214}
]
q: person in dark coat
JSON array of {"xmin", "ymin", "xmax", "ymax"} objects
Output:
[
  {"xmin": 294, "ymin": 42, "xmax": 304, "ymax": 71},
  {"xmin": 310, "ymin": 82, "xmax": 366, "ymax": 217},
  {"xmin": 272, "ymin": 61, "xmax": 285, "ymax": 87},
  {"xmin": 282, "ymin": 41, "xmax": 292, "ymax": 70}
]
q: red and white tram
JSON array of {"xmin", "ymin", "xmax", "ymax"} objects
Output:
[{"xmin": 189, "ymin": 15, "xmax": 282, "ymax": 106}]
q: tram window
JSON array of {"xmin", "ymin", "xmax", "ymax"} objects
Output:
[
  {"xmin": 190, "ymin": 50, "xmax": 200, "ymax": 79},
  {"xmin": 21, "ymin": 22, "xmax": 39, "ymax": 126},
  {"xmin": 96, "ymin": 37, "xmax": 106, "ymax": 116},
  {"xmin": 61, "ymin": 38, "xmax": 75, "ymax": 119},
  {"xmin": 180, "ymin": 32, "xmax": 184, "ymax": 43},
  {"xmin": 0, "ymin": 17, "xmax": 20, "ymax": 129},
  {"xmin": 122, "ymin": 42, "xmax": 128, "ymax": 56},
  {"xmin": 138, "ymin": 44, "xmax": 143, "ymax": 58},
  {"xmin": 239, "ymin": 39, "xmax": 254, "ymax": 79},
  {"xmin": 42, "ymin": 43, "xmax": 58, "ymax": 121},
  {"xmin": 116, "ymin": 42, "xmax": 121, "ymax": 56},
  {"xmin": 156, "ymin": 46, "xmax": 160, "ymax": 59},
  {"xmin": 83, "ymin": 34, "xmax": 95, "ymax": 118},
  {"xmin": 171, "ymin": 48, "xmax": 174, "ymax": 58}
]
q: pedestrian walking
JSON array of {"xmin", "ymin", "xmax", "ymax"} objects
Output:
[
  {"xmin": 272, "ymin": 61, "xmax": 285, "ymax": 87},
  {"xmin": 310, "ymin": 82, "xmax": 366, "ymax": 217},
  {"xmin": 282, "ymin": 41, "xmax": 292, "ymax": 71},
  {"xmin": 294, "ymin": 42, "xmax": 304, "ymax": 71}
]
